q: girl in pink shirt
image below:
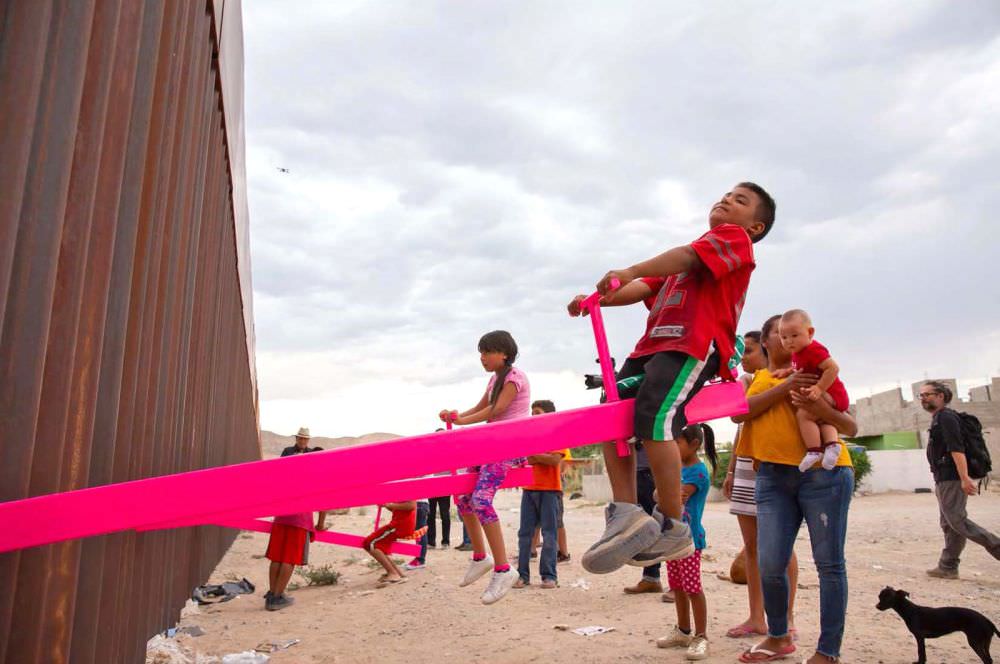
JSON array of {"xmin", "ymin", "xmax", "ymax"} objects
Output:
[{"xmin": 439, "ymin": 330, "xmax": 530, "ymax": 604}]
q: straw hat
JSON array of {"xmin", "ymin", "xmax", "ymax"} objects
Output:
[{"xmin": 294, "ymin": 427, "xmax": 311, "ymax": 439}]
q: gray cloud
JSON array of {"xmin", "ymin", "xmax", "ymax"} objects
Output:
[{"xmin": 243, "ymin": 1, "xmax": 1000, "ymax": 430}]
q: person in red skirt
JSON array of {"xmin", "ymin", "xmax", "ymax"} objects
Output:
[{"xmin": 264, "ymin": 427, "xmax": 328, "ymax": 611}]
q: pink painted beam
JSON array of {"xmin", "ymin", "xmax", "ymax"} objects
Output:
[
  {"xmin": 219, "ymin": 518, "xmax": 420, "ymax": 556},
  {"xmin": 141, "ymin": 467, "xmax": 536, "ymax": 531},
  {"xmin": 0, "ymin": 400, "xmax": 635, "ymax": 552},
  {"xmin": 684, "ymin": 381, "xmax": 748, "ymax": 424}
]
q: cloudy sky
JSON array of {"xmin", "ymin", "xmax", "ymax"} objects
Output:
[{"xmin": 242, "ymin": 1, "xmax": 1000, "ymax": 441}]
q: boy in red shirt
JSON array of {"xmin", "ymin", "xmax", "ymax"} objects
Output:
[
  {"xmin": 362, "ymin": 500, "xmax": 417, "ymax": 586},
  {"xmin": 567, "ymin": 182, "xmax": 776, "ymax": 573},
  {"xmin": 776, "ymin": 309, "xmax": 850, "ymax": 471}
]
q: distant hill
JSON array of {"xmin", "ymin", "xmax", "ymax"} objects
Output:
[{"xmin": 260, "ymin": 430, "xmax": 402, "ymax": 459}]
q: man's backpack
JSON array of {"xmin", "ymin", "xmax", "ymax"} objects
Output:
[{"xmin": 956, "ymin": 412, "xmax": 992, "ymax": 481}]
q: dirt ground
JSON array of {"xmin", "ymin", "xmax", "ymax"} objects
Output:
[{"xmin": 155, "ymin": 489, "xmax": 1000, "ymax": 663}]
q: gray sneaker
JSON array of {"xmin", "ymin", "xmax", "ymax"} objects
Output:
[
  {"xmin": 926, "ymin": 566, "xmax": 959, "ymax": 580},
  {"xmin": 581, "ymin": 502, "xmax": 660, "ymax": 574},
  {"xmin": 265, "ymin": 593, "xmax": 295, "ymax": 611},
  {"xmin": 627, "ymin": 507, "xmax": 694, "ymax": 566}
]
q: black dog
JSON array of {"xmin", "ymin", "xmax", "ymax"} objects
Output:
[{"xmin": 877, "ymin": 586, "xmax": 998, "ymax": 663}]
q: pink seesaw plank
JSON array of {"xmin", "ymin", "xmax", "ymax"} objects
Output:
[
  {"xmin": 0, "ymin": 400, "xmax": 635, "ymax": 552},
  {"xmin": 141, "ymin": 467, "xmax": 536, "ymax": 531},
  {"xmin": 685, "ymin": 381, "xmax": 749, "ymax": 424},
  {"xmin": 219, "ymin": 518, "xmax": 421, "ymax": 556}
]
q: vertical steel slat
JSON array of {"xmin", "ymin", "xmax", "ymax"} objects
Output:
[{"xmin": 0, "ymin": 0, "xmax": 259, "ymax": 659}]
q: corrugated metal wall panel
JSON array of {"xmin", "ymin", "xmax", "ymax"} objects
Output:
[{"xmin": 0, "ymin": 1, "xmax": 260, "ymax": 661}]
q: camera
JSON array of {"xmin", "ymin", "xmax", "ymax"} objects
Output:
[{"xmin": 583, "ymin": 357, "xmax": 615, "ymax": 390}]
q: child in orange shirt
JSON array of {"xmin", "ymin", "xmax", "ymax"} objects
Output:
[{"xmin": 514, "ymin": 400, "xmax": 569, "ymax": 589}]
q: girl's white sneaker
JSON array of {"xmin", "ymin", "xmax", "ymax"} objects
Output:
[
  {"xmin": 481, "ymin": 569, "xmax": 518, "ymax": 604},
  {"xmin": 459, "ymin": 556, "xmax": 494, "ymax": 587}
]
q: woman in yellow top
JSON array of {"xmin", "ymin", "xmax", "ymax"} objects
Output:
[
  {"xmin": 736, "ymin": 315, "xmax": 857, "ymax": 664},
  {"xmin": 722, "ymin": 329, "xmax": 800, "ymax": 640}
]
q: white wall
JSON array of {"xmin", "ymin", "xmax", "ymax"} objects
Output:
[
  {"xmin": 583, "ymin": 474, "xmax": 613, "ymax": 503},
  {"xmin": 584, "ymin": 449, "xmax": 939, "ymax": 499},
  {"xmin": 859, "ymin": 449, "xmax": 934, "ymax": 493}
]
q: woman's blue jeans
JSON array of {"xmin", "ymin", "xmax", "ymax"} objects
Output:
[{"xmin": 756, "ymin": 463, "xmax": 853, "ymax": 659}]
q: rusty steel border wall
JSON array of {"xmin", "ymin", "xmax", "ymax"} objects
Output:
[{"xmin": 0, "ymin": 1, "xmax": 260, "ymax": 661}]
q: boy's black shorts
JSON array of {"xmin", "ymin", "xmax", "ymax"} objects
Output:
[{"xmin": 615, "ymin": 349, "xmax": 720, "ymax": 442}]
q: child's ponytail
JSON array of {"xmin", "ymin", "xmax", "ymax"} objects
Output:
[
  {"xmin": 490, "ymin": 365, "xmax": 512, "ymax": 405},
  {"xmin": 680, "ymin": 423, "xmax": 718, "ymax": 475},
  {"xmin": 701, "ymin": 424, "xmax": 717, "ymax": 475}
]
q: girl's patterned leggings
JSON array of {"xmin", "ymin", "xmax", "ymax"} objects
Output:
[{"xmin": 455, "ymin": 460, "xmax": 514, "ymax": 525}]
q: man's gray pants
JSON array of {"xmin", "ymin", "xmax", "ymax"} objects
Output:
[{"xmin": 936, "ymin": 480, "xmax": 1000, "ymax": 571}]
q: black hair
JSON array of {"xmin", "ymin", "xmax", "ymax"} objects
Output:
[
  {"xmin": 761, "ymin": 314, "xmax": 782, "ymax": 340},
  {"xmin": 923, "ymin": 380, "xmax": 953, "ymax": 404},
  {"xmin": 743, "ymin": 330, "xmax": 765, "ymax": 359},
  {"xmin": 478, "ymin": 330, "xmax": 518, "ymax": 406},
  {"xmin": 679, "ymin": 423, "xmax": 718, "ymax": 475},
  {"xmin": 531, "ymin": 399, "xmax": 556, "ymax": 413},
  {"xmin": 736, "ymin": 181, "xmax": 776, "ymax": 243}
]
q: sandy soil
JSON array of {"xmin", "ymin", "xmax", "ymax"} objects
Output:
[{"xmin": 157, "ymin": 489, "xmax": 1000, "ymax": 663}]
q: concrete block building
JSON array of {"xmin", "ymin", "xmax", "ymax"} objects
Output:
[{"xmin": 851, "ymin": 377, "xmax": 1000, "ymax": 483}]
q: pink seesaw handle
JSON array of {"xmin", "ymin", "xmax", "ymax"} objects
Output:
[
  {"xmin": 443, "ymin": 412, "xmax": 455, "ymax": 472},
  {"xmin": 579, "ymin": 278, "xmax": 629, "ymax": 457},
  {"xmin": 374, "ymin": 506, "xmax": 382, "ymax": 528}
]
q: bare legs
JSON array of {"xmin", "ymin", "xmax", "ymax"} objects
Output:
[
  {"xmin": 268, "ymin": 561, "xmax": 295, "ymax": 596},
  {"xmin": 369, "ymin": 548, "xmax": 404, "ymax": 581},
  {"xmin": 643, "ymin": 439, "xmax": 682, "ymax": 520},
  {"xmin": 675, "ymin": 589, "xmax": 708, "ymax": 636},
  {"xmin": 462, "ymin": 512, "xmax": 509, "ymax": 567}
]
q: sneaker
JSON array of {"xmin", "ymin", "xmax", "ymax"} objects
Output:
[
  {"xmin": 481, "ymin": 569, "xmax": 519, "ymax": 605},
  {"xmin": 623, "ymin": 579, "xmax": 663, "ymax": 594},
  {"xmin": 441, "ymin": 542, "xmax": 451, "ymax": 548},
  {"xmin": 656, "ymin": 626, "xmax": 692, "ymax": 649},
  {"xmin": 540, "ymin": 579, "xmax": 558, "ymax": 589},
  {"xmin": 265, "ymin": 593, "xmax": 295, "ymax": 612},
  {"xmin": 581, "ymin": 502, "xmax": 660, "ymax": 574},
  {"xmin": 557, "ymin": 552, "xmax": 571, "ymax": 564},
  {"xmin": 404, "ymin": 559, "xmax": 425, "ymax": 571},
  {"xmin": 459, "ymin": 556, "xmax": 494, "ymax": 587},
  {"xmin": 263, "ymin": 590, "xmax": 273, "ymax": 600},
  {"xmin": 686, "ymin": 635, "xmax": 709, "ymax": 660},
  {"xmin": 926, "ymin": 566, "xmax": 959, "ymax": 580},
  {"xmin": 627, "ymin": 507, "xmax": 694, "ymax": 567}
]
